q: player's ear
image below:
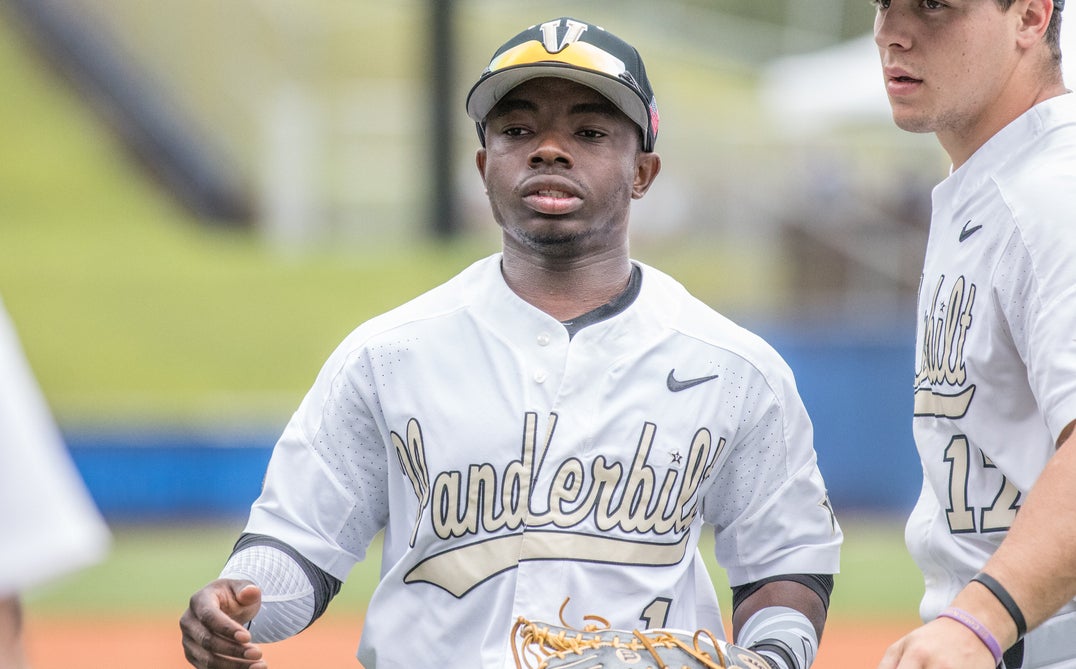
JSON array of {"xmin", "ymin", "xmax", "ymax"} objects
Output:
[
  {"xmin": 1015, "ymin": 0, "xmax": 1053, "ymax": 48},
  {"xmin": 476, "ymin": 148, "xmax": 488, "ymax": 182},
  {"xmin": 631, "ymin": 152, "xmax": 661, "ymax": 200}
]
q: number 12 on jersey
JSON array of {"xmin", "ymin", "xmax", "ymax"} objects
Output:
[{"xmin": 944, "ymin": 435, "xmax": 1022, "ymax": 534}]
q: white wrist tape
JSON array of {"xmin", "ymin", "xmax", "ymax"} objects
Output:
[
  {"xmin": 737, "ymin": 606, "xmax": 818, "ymax": 669},
  {"xmin": 220, "ymin": 544, "xmax": 316, "ymax": 643}
]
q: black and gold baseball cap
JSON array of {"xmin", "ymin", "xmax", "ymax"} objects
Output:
[{"xmin": 466, "ymin": 17, "xmax": 659, "ymax": 152}]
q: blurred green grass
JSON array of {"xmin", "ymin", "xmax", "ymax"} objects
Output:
[
  {"xmin": 25, "ymin": 516, "xmax": 923, "ymax": 623},
  {"xmin": 0, "ymin": 6, "xmax": 780, "ymax": 425},
  {"xmin": 0, "ymin": 9, "xmax": 498, "ymax": 423}
]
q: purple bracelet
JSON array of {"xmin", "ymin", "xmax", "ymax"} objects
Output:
[{"xmin": 937, "ymin": 606, "xmax": 1003, "ymax": 666}]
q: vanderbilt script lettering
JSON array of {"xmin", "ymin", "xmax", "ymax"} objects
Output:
[
  {"xmin": 391, "ymin": 412, "xmax": 724, "ymax": 596},
  {"xmin": 914, "ymin": 274, "xmax": 976, "ymax": 418}
]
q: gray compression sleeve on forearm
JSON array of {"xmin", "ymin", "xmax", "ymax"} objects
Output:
[
  {"xmin": 737, "ymin": 606, "xmax": 818, "ymax": 669},
  {"xmin": 219, "ymin": 544, "xmax": 316, "ymax": 643}
]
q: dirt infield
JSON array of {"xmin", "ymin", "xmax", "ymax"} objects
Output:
[{"xmin": 25, "ymin": 613, "xmax": 915, "ymax": 668}]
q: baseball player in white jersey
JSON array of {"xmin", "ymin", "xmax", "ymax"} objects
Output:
[
  {"xmin": 0, "ymin": 297, "xmax": 111, "ymax": 668},
  {"xmin": 180, "ymin": 17, "xmax": 842, "ymax": 669},
  {"xmin": 873, "ymin": 1, "xmax": 1076, "ymax": 668}
]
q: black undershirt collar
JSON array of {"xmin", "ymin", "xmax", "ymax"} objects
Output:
[{"xmin": 560, "ymin": 264, "xmax": 642, "ymax": 339}]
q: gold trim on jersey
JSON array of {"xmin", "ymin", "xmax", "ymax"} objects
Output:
[
  {"xmin": 914, "ymin": 386, "xmax": 976, "ymax": 419},
  {"xmin": 404, "ymin": 531, "xmax": 690, "ymax": 598}
]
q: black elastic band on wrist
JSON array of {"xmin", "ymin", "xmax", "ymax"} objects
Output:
[
  {"xmin": 751, "ymin": 640, "xmax": 797, "ymax": 669},
  {"xmin": 972, "ymin": 572, "xmax": 1028, "ymax": 639}
]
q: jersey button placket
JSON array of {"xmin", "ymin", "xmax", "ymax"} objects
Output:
[
  {"xmin": 533, "ymin": 332, "xmax": 554, "ymax": 385},
  {"xmin": 514, "ymin": 327, "xmax": 570, "ymax": 637}
]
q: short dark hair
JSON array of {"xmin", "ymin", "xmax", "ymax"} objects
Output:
[{"xmin": 995, "ymin": 0, "xmax": 1063, "ymax": 63}]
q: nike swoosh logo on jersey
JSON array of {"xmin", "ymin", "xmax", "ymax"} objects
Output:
[
  {"xmin": 666, "ymin": 369, "xmax": 719, "ymax": 392},
  {"xmin": 959, "ymin": 220, "xmax": 983, "ymax": 242}
]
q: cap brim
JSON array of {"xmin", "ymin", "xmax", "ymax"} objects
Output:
[{"xmin": 466, "ymin": 63, "xmax": 649, "ymax": 140}]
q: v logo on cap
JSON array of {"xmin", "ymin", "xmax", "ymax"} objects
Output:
[{"xmin": 539, "ymin": 18, "xmax": 589, "ymax": 53}]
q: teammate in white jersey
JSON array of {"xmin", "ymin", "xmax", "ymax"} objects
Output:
[
  {"xmin": 0, "ymin": 298, "xmax": 111, "ymax": 669},
  {"xmin": 180, "ymin": 17, "xmax": 842, "ymax": 669},
  {"xmin": 872, "ymin": 1, "xmax": 1076, "ymax": 668}
]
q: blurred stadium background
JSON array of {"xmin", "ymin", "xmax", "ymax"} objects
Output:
[
  {"xmin": 1, "ymin": 0, "xmax": 1006, "ymax": 663},
  {"xmin": 1, "ymin": 0, "xmax": 950, "ymax": 515}
]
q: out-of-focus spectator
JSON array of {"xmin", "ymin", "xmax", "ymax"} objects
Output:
[{"xmin": 0, "ymin": 297, "xmax": 111, "ymax": 669}]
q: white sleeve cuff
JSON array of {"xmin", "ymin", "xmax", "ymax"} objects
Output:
[{"xmin": 220, "ymin": 544, "xmax": 316, "ymax": 643}]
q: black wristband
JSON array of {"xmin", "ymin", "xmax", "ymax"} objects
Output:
[
  {"xmin": 751, "ymin": 640, "xmax": 798, "ymax": 669},
  {"xmin": 972, "ymin": 572, "xmax": 1028, "ymax": 639}
]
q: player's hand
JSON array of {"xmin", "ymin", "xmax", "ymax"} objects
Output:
[
  {"xmin": 180, "ymin": 578, "xmax": 267, "ymax": 669},
  {"xmin": 876, "ymin": 616, "xmax": 997, "ymax": 669}
]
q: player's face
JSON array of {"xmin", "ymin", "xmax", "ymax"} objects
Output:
[
  {"xmin": 873, "ymin": 0, "xmax": 1025, "ymax": 151},
  {"xmin": 475, "ymin": 78, "xmax": 660, "ymax": 260}
]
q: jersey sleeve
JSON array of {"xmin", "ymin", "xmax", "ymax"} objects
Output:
[
  {"xmin": 0, "ymin": 300, "xmax": 111, "ymax": 595},
  {"xmin": 999, "ymin": 206, "xmax": 1076, "ymax": 443},
  {"xmin": 245, "ymin": 340, "xmax": 391, "ymax": 581},
  {"xmin": 702, "ymin": 356, "xmax": 841, "ymax": 587}
]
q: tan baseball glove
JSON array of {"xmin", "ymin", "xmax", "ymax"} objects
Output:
[{"xmin": 510, "ymin": 615, "xmax": 775, "ymax": 669}]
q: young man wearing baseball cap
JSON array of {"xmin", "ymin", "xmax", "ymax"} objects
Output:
[
  {"xmin": 181, "ymin": 17, "xmax": 841, "ymax": 669},
  {"xmin": 872, "ymin": 2, "xmax": 1076, "ymax": 668}
]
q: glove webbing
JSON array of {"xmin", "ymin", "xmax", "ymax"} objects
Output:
[{"xmin": 511, "ymin": 617, "xmax": 734, "ymax": 669}]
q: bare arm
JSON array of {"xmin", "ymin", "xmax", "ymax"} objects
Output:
[
  {"xmin": 732, "ymin": 580, "xmax": 828, "ymax": 641},
  {"xmin": 968, "ymin": 420, "xmax": 1076, "ymax": 642},
  {"xmin": 878, "ymin": 419, "xmax": 1076, "ymax": 668}
]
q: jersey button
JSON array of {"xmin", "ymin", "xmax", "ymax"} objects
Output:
[
  {"xmin": 533, "ymin": 370, "xmax": 547, "ymax": 383},
  {"xmin": 536, "ymin": 333, "xmax": 551, "ymax": 347}
]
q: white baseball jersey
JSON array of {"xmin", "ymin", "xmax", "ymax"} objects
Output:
[
  {"xmin": 906, "ymin": 92, "xmax": 1076, "ymax": 667},
  {"xmin": 0, "ymin": 298, "xmax": 110, "ymax": 596},
  {"xmin": 244, "ymin": 254, "xmax": 842, "ymax": 669}
]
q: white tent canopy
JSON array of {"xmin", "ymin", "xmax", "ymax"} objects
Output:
[{"xmin": 761, "ymin": 18, "xmax": 1076, "ymax": 136}]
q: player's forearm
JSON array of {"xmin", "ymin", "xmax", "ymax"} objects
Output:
[
  {"xmin": 732, "ymin": 580, "xmax": 828, "ymax": 640},
  {"xmin": 953, "ymin": 422, "xmax": 1076, "ymax": 646},
  {"xmin": 220, "ymin": 545, "xmax": 317, "ymax": 643},
  {"xmin": 732, "ymin": 580, "xmax": 828, "ymax": 669}
]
